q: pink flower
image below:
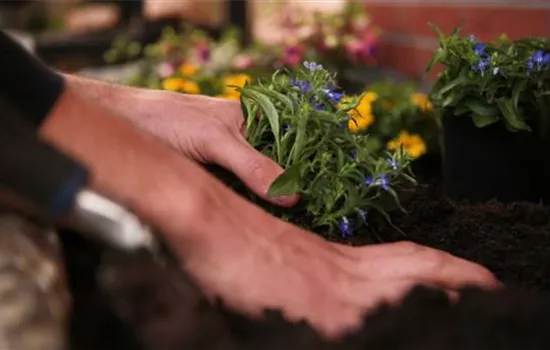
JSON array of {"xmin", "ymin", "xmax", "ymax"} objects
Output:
[
  {"xmin": 281, "ymin": 44, "xmax": 304, "ymax": 67},
  {"xmin": 157, "ymin": 62, "xmax": 175, "ymax": 78},
  {"xmin": 344, "ymin": 31, "xmax": 379, "ymax": 64},
  {"xmin": 194, "ymin": 42, "xmax": 210, "ymax": 63},
  {"xmin": 233, "ymin": 54, "xmax": 255, "ymax": 70}
]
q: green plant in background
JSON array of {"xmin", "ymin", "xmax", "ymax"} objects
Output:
[
  {"xmin": 427, "ymin": 24, "xmax": 550, "ymax": 134},
  {"xmin": 342, "ymin": 81, "xmax": 440, "ymax": 159},
  {"xmin": 227, "ymin": 62, "xmax": 416, "ymax": 239}
]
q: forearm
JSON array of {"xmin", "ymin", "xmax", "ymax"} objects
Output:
[
  {"xmin": 38, "ymin": 84, "xmax": 207, "ymax": 243},
  {"xmin": 62, "ymin": 73, "xmax": 169, "ymax": 132}
]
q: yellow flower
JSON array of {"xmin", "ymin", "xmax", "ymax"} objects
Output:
[
  {"xmin": 362, "ymin": 91, "xmax": 379, "ymax": 103},
  {"xmin": 161, "ymin": 77, "xmax": 200, "ymax": 94},
  {"xmin": 387, "ymin": 131, "xmax": 427, "ymax": 159},
  {"xmin": 217, "ymin": 92, "xmax": 241, "ymax": 100},
  {"xmin": 222, "ymin": 73, "xmax": 252, "ymax": 94},
  {"xmin": 179, "ymin": 62, "xmax": 199, "ymax": 76},
  {"xmin": 341, "ymin": 92, "xmax": 378, "ymax": 133},
  {"xmin": 181, "ymin": 80, "xmax": 201, "ymax": 94},
  {"xmin": 162, "ymin": 77, "xmax": 186, "ymax": 92},
  {"xmin": 348, "ymin": 113, "xmax": 375, "ymax": 133},
  {"xmin": 410, "ymin": 93, "xmax": 433, "ymax": 113}
]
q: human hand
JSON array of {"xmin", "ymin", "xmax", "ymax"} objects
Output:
[
  {"xmin": 123, "ymin": 91, "xmax": 299, "ymax": 207},
  {"xmin": 161, "ymin": 165, "xmax": 501, "ymax": 339},
  {"xmin": 41, "ymin": 86, "xmax": 500, "ymax": 340}
]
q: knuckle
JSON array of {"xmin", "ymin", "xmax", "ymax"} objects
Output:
[
  {"xmin": 421, "ymin": 249, "xmax": 450, "ymax": 271},
  {"xmin": 394, "ymin": 241, "xmax": 425, "ymax": 254}
]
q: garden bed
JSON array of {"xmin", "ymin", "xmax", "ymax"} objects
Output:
[{"xmin": 60, "ymin": 154, "xmax": 550, "ymax": 350}]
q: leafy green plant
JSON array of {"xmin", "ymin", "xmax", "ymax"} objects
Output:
[
  {"xmin": 225, "ymin": 62, "xmax": 416, "ymax": 239},
  {"xmin": 427, "ymin": 24, "xmax": 550, "ymax": 134}
]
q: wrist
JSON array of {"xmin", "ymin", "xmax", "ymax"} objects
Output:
[{"xmin": 38, "ymin": 84, "xmax": 204, "ymax": 241}]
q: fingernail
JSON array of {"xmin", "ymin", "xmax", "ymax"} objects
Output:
[{"xmin": 275, "ymin": 195, "xmax": 294, "ymax": 203}]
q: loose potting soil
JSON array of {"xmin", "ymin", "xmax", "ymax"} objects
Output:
[{"xmin": 60, "ymin": 156, "xmax": 550, "ymax": 350}]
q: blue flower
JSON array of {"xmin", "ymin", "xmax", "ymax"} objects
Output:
[
  {"xmin": 527, "ymin": 50, "xmax": 550, "ymax": 72},
  {"xmin": 290, "ymin": 78, "xmax": 311, "ymax": 94},
  {"xmin": 493, "ymin": 67, "xmax": 500, "ymax": 75},
  {"xmin": 283, "ymin": 124, "xmax": 291, "ymax": 132},
  {"xmin": 303, "ymin": 61, "xmax": 324, "ymax": 72},
  {"xmin": 365, "ymin": 174, "xmax": 390, "ymax": 191},
  {"xmin": 379, "ymin": 174, "xmax": 390, "ymax": 191},
  {"xmin": 323, "ymin": 88, "xmax": 343, "ymax": 103},
  {"xmin": 473, "ymin": 43, "xmax": 487, "ymax": 56},
  {"xmin": 339, "ymin": 217, "xmax": 353, "ymax": 238},
  {"xmin": 351, "ymin": 150, "xmax": 359, "ymax": 161},
  {"xmin": 472, "ymin": 58, "xmax": 491, "ymax": 75},
  {"xmin": 387, "ymin": 157, "xmax": 398, "ymax": 170},
  {"xmin": 364, "ymin": 176, "xmax": 374, "ymax": 186},
  {"xmin": 357, "ymin": 209, "xmax": 368, "ymax": 225},
  {"xmin": 309, "ymin": 97, "xmax": 324, "ymax": 111}
]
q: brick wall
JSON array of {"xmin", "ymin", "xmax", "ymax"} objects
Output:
[{"xmin": 364, "ymin": 0, "xmax": 550, "ymax": 80}]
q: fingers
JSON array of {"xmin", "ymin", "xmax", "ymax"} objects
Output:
[
  {"xmin": 351, "ymin": 246, "xmax": 501, "ymax": 290},
  {"xmin": 205, "ymin": 133, "xmax": 299, "ymax": 207}
]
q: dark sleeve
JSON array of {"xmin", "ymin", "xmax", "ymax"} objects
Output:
[
  {"xmin": 0, "ymin": 96, "xmax": 89, "ymax": 217},
  {"xmin": 0, "ymin": 30, "xmax": 65, "ymax": 127}
]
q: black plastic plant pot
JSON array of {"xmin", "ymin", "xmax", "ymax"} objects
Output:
[{"xmin": 442, "ymin": 111, "xmax": 541, "ymax": 203}]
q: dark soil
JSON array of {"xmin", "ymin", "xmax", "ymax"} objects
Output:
[
  {"xmin": 388, "ymin": 157, "xmax": 550, "ymax": 291},
  {"xmin": 60, "ymin": 155, "xmax": 550, "ymax": 350}
]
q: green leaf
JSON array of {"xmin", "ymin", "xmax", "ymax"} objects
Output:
[
  {"xmin": 247, "ymin": 85, "xmax": 295, "ymax": 113},
  {"xmin": 425, "ymin": 48, "xmax": 444, "ymax": 73},
  {"xmin": 268, "ymin": 164, "xmax": 302, "ymax": 197},
  {"xmin": 465, "ymin": 98, "xmax": 499, "ymax": 117},
  {"xmin": 240, "ymin": 96, "xmax": 254, "ymax": 130},
  {"xmin": 472, "ymin": 114, "xmax": 499, "ymax": 128},
  {"xmin": 496, "ymin": 98, "xmax": 531, "ymax": 132},
  {"xmin": 429, "ymin": 23, "xmax": 446, "ymax": 43},
  {"xmin": 511, "ymin": 79, "xmax": 527, "ymax": 112},
  {"xmin": 438, "ymin": 75, "xmax": 469, "ymax": 96},
  {"xmin": 240, "ymin": 88, "xmax": 282, "ymax": 160}
]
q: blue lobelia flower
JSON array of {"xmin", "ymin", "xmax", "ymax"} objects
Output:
[
  {"xmin": 290, "ymin": 78, "xmax": 312, "ymax": 94},
  {"xmin": 472, "ymin": 57, "xmax": 491, "ymax": 76},
  {"xmin": 379, "ymin": 174, "xmax": 390, "ymax": 191},
  {"xmin": 365, "ymin": 174, "xmax": 390, "ymax": 191},
  {"xmin": 339, "ymin": 217, "xmax": 353, "ymax": 238},
  {"xmin": 473, "ymin": 43, "xmax": 487, "ymax": 57},
  {"xmin": 303, "ymin": 61, "xmax": 324, "ymax": 72},
  {"xmin": 364, "ymin": 176, "xmax": 374, "ymax": 186},
  {"xmin": 527, "ymin": 50, "xmax": 550, "ymax": 72},
  {"xmin": 323, "ymin": 88, "xmax": 343, "ymax": 104},
  {"xmin": 357, "ymin": 209, "xmax": 368, "ymax": 225},
  {"xmin": 387, "ymin": 157, "xmax": 398, "ymax": 170}
]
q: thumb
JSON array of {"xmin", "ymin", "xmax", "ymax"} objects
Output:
[{"xmin": 206, "ymin": 134, "xmax": 299, "ymax": 207}]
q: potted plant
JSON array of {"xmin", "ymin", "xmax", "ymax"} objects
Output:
[
  {"xmin": 427, "ymin": 25, "xmax": 550, "ymax": 203},
  {"xmin": 216, "ymin": 61, "xmax": 417, "ymax": 240}
]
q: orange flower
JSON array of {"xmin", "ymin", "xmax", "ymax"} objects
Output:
[
  {"xmin": 410, "ymin": 93, "xmax": 433, "ymax": 113},
  {"xmin": 161, "ymin": 77, "xmax": 186, "ymax": 92},
  {"xmin": 179, "ymin": 62, "xmax": 199, "ymax": 76},
  {"xmin": 340, "ymin": 92, "xmax": 378, "ymax": 133},
  {"xmin": 217, "ymin": 92, "xmax": 241, "ymax": 100},
  {"xmin": 222, "ymin": 73, "xmax": 252, "ymax": 94},
  {"xmin": 161, "ymin": 77, "xmax": 200, "ymax": 94},
  {"xmin": 387, "ymin": 131, "xmax": 427, "ymax": 159}
]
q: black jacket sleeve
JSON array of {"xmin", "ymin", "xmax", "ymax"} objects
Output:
[{"xmin": 0, "ymin": 30, "xmax": 65, "ymax": 127}]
